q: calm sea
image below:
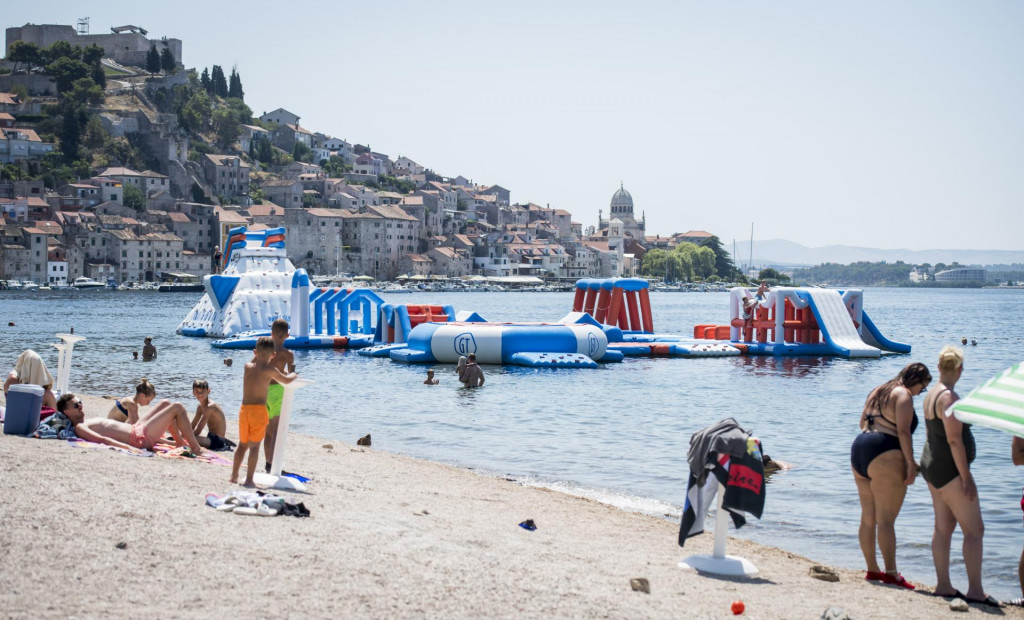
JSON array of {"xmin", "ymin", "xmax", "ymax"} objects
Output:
[{"xmin": 2, "ymin": 287, "xmax": 1022, "ymax": 599}]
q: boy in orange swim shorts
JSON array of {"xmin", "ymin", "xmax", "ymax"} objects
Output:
[{"xmin": 231, "ymin": 337, "xmax": 298, "ymax": 487}]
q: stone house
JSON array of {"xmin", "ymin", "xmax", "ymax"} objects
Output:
[
  {"xmin": 261, "ymin": 179, "xmax": 304, "ymax": 208},
  {"xmin": 202, "ymin": 154, "xmax": 250, "ymax": 201},
  {"xmin": 398, "ymin": 253, "xmax": 433, "ymax": 277},
  {"xmin": 427, "ymin": 246, "xmax": 471, "ymax": 277},
  {"xmin": 259, "ymin": 108, "xmax": 300, "ymax": 127},
  {"xmin": 0, "ymin": 127, "xmax": 54, "ymax": 163}
]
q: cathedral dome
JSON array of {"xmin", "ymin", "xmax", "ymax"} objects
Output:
[{"xmin": 610, "ymin": 184, "xmax": 633, "ymax": 212}]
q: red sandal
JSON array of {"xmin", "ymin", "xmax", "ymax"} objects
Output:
[{"xmin": 881, "ymin": 572, "xmax": 915, "ymax": 590}]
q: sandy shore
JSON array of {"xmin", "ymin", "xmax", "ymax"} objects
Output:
[{"xmin": 0, "ymin": 393, "xmax": 1019, "ymax": 619}]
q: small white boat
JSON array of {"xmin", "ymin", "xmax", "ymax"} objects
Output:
[
  {"xmin": 72, "ymin": 277, "xmax": 106, "ymax": 289},
  {"xmin": 20, "ymin": 280, "xmax": 39, "ymax": 290}
]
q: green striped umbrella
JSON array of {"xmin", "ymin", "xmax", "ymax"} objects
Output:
[{"xmin": 951, "ymin": 362, "xmax": 1024, "ymax": 438}]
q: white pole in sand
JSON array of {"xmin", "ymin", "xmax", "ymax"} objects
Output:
[
  {"xmin": 253, "ymin": 377, "xmax": 314, "ymax": 491},
  {"xmin": 678, "ymin": 482, "xmax": 759, "ymax": 577},
  {"xmin": 52, "ymin": 334, "xmax": 86, "ymax": 396}
]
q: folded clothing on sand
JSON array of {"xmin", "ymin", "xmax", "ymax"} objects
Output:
[{"xmin": 205, "ymin": 490, "xmax": 310, "ymax": 517}]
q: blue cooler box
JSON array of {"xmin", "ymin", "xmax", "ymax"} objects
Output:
[{"xmin": 4, "ymin": 384, "xmax": 44, "ymax": 435}]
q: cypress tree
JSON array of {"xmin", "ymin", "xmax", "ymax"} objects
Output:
[
  {"xmin": 211, "ymin": 65, "xmax": 228, "ymax": 98},
  {"xmin": 160, "ymin": 47, "xmax": 176, "ymax": 73},
  {"xmin": 145, "ymin": 45, "xmax": 161, "ymax": 74},
  {"xmin": 200, "ymin": 68, "xmax": 211, "ymax": 93},
  {"xmin": 228, "ymin": 67, "xmax": 244, "ymax": 100}
]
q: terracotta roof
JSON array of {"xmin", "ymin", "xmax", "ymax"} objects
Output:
[
  {"xmin": 0, "ymin": 112, "xmax": 14, "ymax": 121},
  {"xmin": 166, "ymin": 212, "xmax": 191, "ymax": 223},
  {"xmin": 245, "ymin": 203, "xmax": 284, "ymax": 217},
  {"xmin": 305, "ymin": 208, "xmax": 351, "ymax": 218},
  {"xmin": 1, "ymin": 128, "xmax": 41, "ymax": 141},
  {"xmin": 0, "ymin": 93, "xmax": 18, "ymax": 105},
  {"xmin": 97, "ymin": 167, "xmax": 142, "ymax": 177},
  {"xmin": 366, "ymin": 205, "xmax": 418, "ymax": 222},
  {"xmin": 676, "ymin": 230, "xmax": 713, "ymax": 238},
  {"xmin": 406, "ymin": 254, "xmax": 432, "ymax": 263}
]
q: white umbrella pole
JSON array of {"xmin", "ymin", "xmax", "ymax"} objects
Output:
[
  {"xmin": 254, "ymin": 377, "xmax": 314, "ymax": 491},
  {"xmin": 55, "ymin": 334, "xmax": 85, "ymax": 395},
  {"xmin": 50, "ymin": 343, "xmax": 67, "ymax": 397},
  {"xmin": 678, "ymin": 482, "xmax": 759, "ymax": 576}
]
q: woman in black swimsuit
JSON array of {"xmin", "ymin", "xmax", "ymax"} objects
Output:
[
  {"xmin": 920, "ymin": 346, "xmax": 997, "ymax": 606},
  {"xmin": 106, "ymin": 378, "xmax": 156, "ymax": 424},
  {"xmin": 850, "ymin": 362, "xmax": 931, "ymax": 590}
]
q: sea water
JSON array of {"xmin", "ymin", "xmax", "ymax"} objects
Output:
[{"xmin": 2, "ymin": 287, "xmax": 1022, "ymax": 599}]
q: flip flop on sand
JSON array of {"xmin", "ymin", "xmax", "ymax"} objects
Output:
[
  {"xmin": 1008, "ymin": 597, "xmax": 1024, "ymax": 607},
  {"xmin": 930, "ymin": 590, "xmax": 964, "ymax": 600},
  {"xmin": 964, "ymin": 595, "xmax": 1001, "ymax": 608},
  {"xmin": 234, "ymin": 504, "xmax": 278, "ymax": 517}
]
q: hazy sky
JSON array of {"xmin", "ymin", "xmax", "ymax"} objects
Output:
[{"xmin": 6, "ymin": 2, "xmax": 1023, "ymax": 250}]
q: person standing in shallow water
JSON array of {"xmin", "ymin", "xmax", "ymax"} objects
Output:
[
  {"xmin": 850, "ymin": 362, "xmax": 931, "ymax": 590},
  {"xmin": 920, "ymin": 346, "xmax": 997, "ymax": 607},
  {"xmin": 142, "ymin": 337, "xmax": 156, "ymax": 361}
]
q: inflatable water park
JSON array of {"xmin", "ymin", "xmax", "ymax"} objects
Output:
[{"xmin": 176, "ymin": 227, "xmax": 910, "ymax": 367}]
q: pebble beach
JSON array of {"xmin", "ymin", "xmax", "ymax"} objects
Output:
[{"xmin": 1, "ymin": 393, "xmax": 1020, "ymax": 618}]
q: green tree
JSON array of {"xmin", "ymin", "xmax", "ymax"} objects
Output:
[
  {"xmin": 292, "ymin": 141, "xmax": 313, "ymax": 163},
  {"xmin": 46, "ymin": 57, "xmax": 90, "ymax": 94},
  {"xmin": 43, "ymin": 41, "xmax": 80, "ymax": 64},
  {"xmin": 213, "ymin": 108, "xmax": 240, "ymax": 149},
  {"xmin": 301, "ymin": 193, "xmax": 321, "ymax": 208},
  {"xmin": 81, "ymin": 44, "xmax": 103, "ymax": 67},
  {"xmin": 700, "ymin": 235, "xmax": 738, "ymax": 280},
  {"xmin": 228, "ymin": 66, "xmax": 244, "ymax": 99},
  {"xmin": 211, "ymin": 65, "xmax": 228, "ymax": 98},
  {"xmin": 255, "ymin": 136, "xmax": 274, "ymax": 165},
  {"xmin": 200, "ymin": 67, "xmax": 211, "ymax": 93},
  {"xmin": 123, "ymin": 184, "xmax": 146, "ymax": 210},
  {"xmin": 7, "ymin": 40, "xmax": 41, "ymax": 73},
  {"xmin": 146, "ymin": 45, "xmax": 161, "ymax": 74},
  {"xmin": 160, "ymin": 47, "xmax": 176, "ymax": 73}
]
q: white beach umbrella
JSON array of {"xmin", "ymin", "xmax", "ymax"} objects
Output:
[{"xmin": 950, "ymin": 361, "xmax": 1024, "ymax": 438}]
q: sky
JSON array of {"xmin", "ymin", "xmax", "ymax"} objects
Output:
[{"xmin": 6, "ymin": 1, "xmax": 1024, "ymax": 251}]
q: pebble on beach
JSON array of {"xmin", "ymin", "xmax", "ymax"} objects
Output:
[
  {"xmin": 809, "ymin": 565, "xmax": 840, "ymax": 582},
  {"xmin": 629, "ymin": 578, "xmax": 650, "ymax": 594}
]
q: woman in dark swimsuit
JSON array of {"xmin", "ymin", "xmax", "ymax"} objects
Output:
[
  {"xmin": 107, "ymin": 378, "xmax": 156, "ymax": 424},
  {"xmin": 850, "ymin": 362, "xmax": 931, "ymax": 590},
  {"xmin": 920, "ymin": 346, "xmax": 997, "ymax": 606}
]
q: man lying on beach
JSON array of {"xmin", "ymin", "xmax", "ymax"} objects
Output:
[
  {"xmin": 58, "ymin": 393, "xmax": 203, "ymax": 454},
  {"xmin": 190, "ymin": 379, "xmax": 234, "ymax": 451}
]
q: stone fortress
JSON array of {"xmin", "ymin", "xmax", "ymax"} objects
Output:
[{"xmin": 6, "ymin": 23, "xmax": 182, "ymax": 69}]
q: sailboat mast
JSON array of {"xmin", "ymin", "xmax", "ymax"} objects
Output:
[{"xmin": 748, "ymin": 223, "xmax": 754, "ymax": 276}]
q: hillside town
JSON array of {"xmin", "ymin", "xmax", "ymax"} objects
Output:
[{"xmin": 0, "ymin": 21, "xmax": 729, "ymax": 288}]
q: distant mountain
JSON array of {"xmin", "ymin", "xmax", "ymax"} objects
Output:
[{"xmin": 735, "ymin": 240, "xmax": 1024, "ymax": 268}]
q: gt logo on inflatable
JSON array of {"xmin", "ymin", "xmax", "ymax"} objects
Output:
[
  {"xmin": 588, "ymin": 332, "xmax": 599, "ymax": 358},
  {"xmin": 454, "ymin": 332, "xmax": 477, "ymax": 356}
]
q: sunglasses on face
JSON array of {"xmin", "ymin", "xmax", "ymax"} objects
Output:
[{"xmin": 71, "ymin": 401, "xmax": 83, "ymax": 409}]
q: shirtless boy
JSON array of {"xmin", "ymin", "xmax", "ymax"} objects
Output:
[
  {"xmin": 233, "ymin": 337, "xmax": 297, "ymax": 486},
  {"xmin": 60, "ymin": 393, "xmax": 203, "ymax": 453},
  {"xmin": 264, "ymin": 319, "xmax": 296, "ymax": 473},
  {"xmin": 190, "ymin": 379, "xmax": 232, "ymax": 450}
]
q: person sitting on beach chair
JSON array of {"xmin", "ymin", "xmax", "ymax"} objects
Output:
[{"xmin": 59, "ymin": 393, "xmax": 203, "ymax": 454}]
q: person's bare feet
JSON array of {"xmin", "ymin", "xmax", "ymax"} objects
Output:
[
  {"xmin": 229, "ymin": 475, "xmax": 238, "ymax": 484},
  {"xmin": 242, "ymin": 480, "xmax": 256, "ymax": 488}
]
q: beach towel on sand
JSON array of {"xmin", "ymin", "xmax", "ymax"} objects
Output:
[
  {"xmin": 679, "ymin": 428, "xmax": 766, "ymax": 546},
  {"xmin": 152, "ymin": 444, "xmax": 232, "ymax": 466},
  {"xmin": 67, "ymin": 438, "xmax": 153, "ymax": 456},
  {"xmin": 34, "ymin": 412, "xmax": 78, "ymax": 440}
]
